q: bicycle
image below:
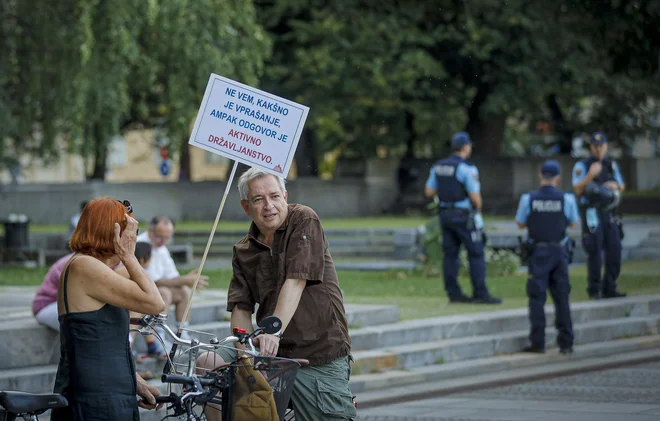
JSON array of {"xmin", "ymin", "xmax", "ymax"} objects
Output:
[
  {"xmin": 0, "ymin": 391, "xmax": 67, "ymax": 421},
  {"xmin": 131, "ymin": 312, "xmax": 306, "ymax": 421}
]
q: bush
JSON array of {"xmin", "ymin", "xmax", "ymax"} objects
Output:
[{"xmin": 421, "ymin": 216, "xmax": 520, "ymax": 277}]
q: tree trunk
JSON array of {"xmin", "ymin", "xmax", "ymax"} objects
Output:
[
  {"xmin": 546, "ymin": 93, "xmax": 573, "ymax": 154},
  {"xmin": 294, "ymin": 129, "xmax": 319, "ymax": 177},
  {"xmin": 404, "ymin": 110, "xmax": 415, "ymax": 158},
  {"xmin": 178, "ymin": 137, "xmax": 191, "ymax": 181},
  {"xmin": 88, "ymin": 124, "xmax": 108, "ymax": 180},
  {"xmin": 465, "ymin": 83, "xmax": 506, "ymax": 155},
  {"xmin": 471, "ymin": 116, "xmax": 507, "ymax": 155}
]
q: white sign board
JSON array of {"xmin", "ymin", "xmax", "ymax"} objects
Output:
[{"xmin": 188, "ymin": 73, "xmax": 310, "ymax": 177}]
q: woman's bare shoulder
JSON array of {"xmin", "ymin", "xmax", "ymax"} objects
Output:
[{"xmin": 68, "ymin": 254, "xmax": 114, "ymax": 275}]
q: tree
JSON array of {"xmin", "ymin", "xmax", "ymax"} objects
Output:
[
  {"xmin": 256, "ymin": 0, "xmax": 465, "ymax": 173},
  {"xmin": 256, "ymin": 0, "xmax": 660, "ymax": 162},
  {"xmin": 1, "ymin": 0, "xmax": 270, "ymax": 181},
  {"xmin": 127, "ymin": 0, "xmax": 271, "ymax": 181},
  {"xmin": 0, "ymin": 0, "xmax": 94, "ymax": 171},
  {"xmin": 79, "ymin": 0, "xmax": 144, "ymax": 180},
  {"xmin": 568, "ymin": 0, "xmax": 660, "ymax": 144}
]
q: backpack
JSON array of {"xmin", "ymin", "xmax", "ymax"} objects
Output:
[{"xmin": 232, "ymin": 355, "xmax": 280, "ymax": 421}]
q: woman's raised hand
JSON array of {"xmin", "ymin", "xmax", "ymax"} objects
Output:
[{"xmin": 114, "ymin": 213, "xmax": 139, "ymax": 261}]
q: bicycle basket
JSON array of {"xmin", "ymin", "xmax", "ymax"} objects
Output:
[{"xmin": 230, "ymin": 354, "xmax": 300, "ymax": 421}]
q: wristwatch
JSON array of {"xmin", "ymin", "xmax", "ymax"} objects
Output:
[{"xmin": 273, "ymin": 330, "xmax": 284, "ymax": 338}]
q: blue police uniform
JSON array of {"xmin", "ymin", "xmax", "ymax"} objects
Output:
[
  {"xmin": 425, "ymin": 132, "xmax": 501, "ymax": 304},
  {"xmin": 572, "ymin": 132, "xmax": 625, "ymax": 299},
  {"xmin": 515, "ymin": 160, "xmax": 579, "ymax": 353}
]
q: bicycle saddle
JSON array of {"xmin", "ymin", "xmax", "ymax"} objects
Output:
[{"xmin": 0, "ymin": 391, "xmax": 68, "ymax": 414}]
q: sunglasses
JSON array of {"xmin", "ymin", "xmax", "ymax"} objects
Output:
[{"xmin": 117, "ymin": 199, "xmax": 139, "ymax": 235}]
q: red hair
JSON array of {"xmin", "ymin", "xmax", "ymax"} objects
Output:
[{"xmin": 69, "ymin": 197, "xmax": 134, "ymax": 260}]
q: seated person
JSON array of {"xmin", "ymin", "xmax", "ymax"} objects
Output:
[
  {"xmin": 129, "ymin": 242, "xmax": 169, "ymax": 360},
  {"xmin": 136, "ymin": 216, "xmax": 209, "ymax": 340},
  {"xmin": 33, "ymin": 253, "xmax": 75, "ymax": 331},
  {"xmin": 68, "ymin": 200, "xmax": 89, "ymax": 238}
]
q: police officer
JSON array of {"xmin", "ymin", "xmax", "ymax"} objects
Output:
[
  {"xmin": 572, "ymin": 132, "xmax": 626, "ymax": 299},
  {"xmin": 424, "ymin": 132, "xmax": 502, "ymax": 304},
  {"xmin": 515, "ymin": 160, "xmax": 579, "ymax": 354}
]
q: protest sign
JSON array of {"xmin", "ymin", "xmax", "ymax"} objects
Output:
[{"xmin": 188, "ymin": 73, "xmax": 309, "ymax": 178}]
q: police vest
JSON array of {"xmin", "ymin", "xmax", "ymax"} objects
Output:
[
  {"xmin": 527, "ymin": 186, "xmax": 568, "ymax": 243},
  {"xmin": 581, "ymin": 156, "xmax": 616, "ymax": 186},
  {"xmin": 433, "ymin": 155, "xmax": 468, "ymax": 204}
]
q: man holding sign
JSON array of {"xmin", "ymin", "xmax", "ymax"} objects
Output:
[
  {"xmin": 196, "ymin": 169, "xmax": 356, "ymax": 420},
  {"xmin": 189, "ymin": 75, "xmax": 355, "ymax": 419}
]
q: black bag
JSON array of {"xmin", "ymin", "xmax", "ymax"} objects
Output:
[
  {"xmin": 565, "ymin": 238, "xmax": 576, "ymax": 264},
  {"xmin": 518, "ymin": 237, "xmax": 533, "ymax": 266}
]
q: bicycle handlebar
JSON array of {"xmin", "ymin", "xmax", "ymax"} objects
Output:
[
  {"xmin": 161, "ymin": 374, "xmax": 216, "ymax": 387},
  {"xmin": 154, "ymin": 395, "xmax": 173, "ymax": 404},
  {"xmin": 133, "ymin": 313, "xmax": 271, "ymax": 357},
  {"xmin": 131, "ymin": 313, "xmax": 243, "ymax": 351}
]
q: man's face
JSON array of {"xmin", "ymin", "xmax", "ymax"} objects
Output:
[
  {"xmin": 149, "ymin": 221, "xmax": 174, "ymax": 248},
  {"xmin": 590, "ymin": 143, "xmax": 608, "ymax": 161},
  {"xmin": 241, "ymin": 175, "xmax": 289, "ymax": 234}
]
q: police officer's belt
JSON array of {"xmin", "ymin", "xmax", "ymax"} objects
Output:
[
  {"xmin": 438, "ymin": 205, "xmax": 469, "ymax": 213},
  {"xmin": 534, "ymin": 239, "xmax": 569, "ymax": 247}
]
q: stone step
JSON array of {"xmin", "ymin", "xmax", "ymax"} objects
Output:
[
  {"xmin": 349, "ymin": 334, "xmax": 660, "ymax": 395},
  {"xmin": 0, "ymin": 303, "xmax": 400, "ymax": 370},
  {"xmin": 0, "ymin": 364, "xmax": 58, "ymax": 393},
  {"xmin": 7, "ymin": 312, "xmax": 660, "ymax": 413},
  {"xmin": 353, "ymin": 339, "xmax": 660, "ymax": 409},
  {"xmin": 131, "ymin": 302, "xmax": 401, "ymax": 368},
  {"xmin": 349, "ymin": 315, "xmax": 660, "ymax": 375},
  {"xmin": 0, "ymin": 299, "xmax": 230, "ymax": 371},
  {"xmin": 134, "ymin": 306, "xmax": 660, "ymax": 384},
  {"xmin": 628, "ymin": 247, "xmax": 660, "ymax": 260},
  {"xmin": 131, "ymin": 295, "xmax": 660, "ymax": 372},
  {"xmin": 348, "ymin": 294, "xmax": 660, "ymax": 352},
  {"xmin": 641, "ymin": 237, "xmax": 660, "ymax": 247},
  {"xmin": 15, "ymin": 334, "xmax": 660, "ymax": 416}
]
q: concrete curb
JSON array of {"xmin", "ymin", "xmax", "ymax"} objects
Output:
[{"xmin": 354, "ymin": 337, "xmax": 660, "ymax": 409}]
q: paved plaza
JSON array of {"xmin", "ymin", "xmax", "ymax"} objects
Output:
[{"xmin": 356, "ymin": 360, "xmax": 660, "ymax": 421}]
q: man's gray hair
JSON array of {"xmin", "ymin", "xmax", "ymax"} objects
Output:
[{"xmin": 237, "ymin": 167, "xmax": 287, "ymax": 201}]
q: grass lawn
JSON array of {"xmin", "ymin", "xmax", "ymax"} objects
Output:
[
  {"xmin": 2, "ymin": 259, "xmax": 658, "ymax": 321},
  {"xmin": 23, "ymin": 214, "xmax": 514, "ymax": 234}
]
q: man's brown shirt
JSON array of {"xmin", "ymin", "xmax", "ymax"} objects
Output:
[{"xmin": 227, "ymin": 204, "xmax": 351, "ymax": 366}]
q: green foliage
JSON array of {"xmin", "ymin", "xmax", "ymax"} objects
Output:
[
  {"xmin": 129, "ymin": 0, "xmax": 271, "ymax": 153},
  {"xmin": 258, "ymin": 0, "xmax": 660, "ymax": 160},
  {"xmin": 421, "ymin": 213, "xmax": 519, "ymax": 278},
  {"xmin": 0, "ymin": 0, "xmax": 96, "ymax": 165},
  {"xmin": 2, "ymin": 0, "xmax": 659, "ymax": 176},
  {"xmin": 257, "ymin": 1, "xmax": 467, "ymax": 159},
  {"xmin": 1, "ymin": 0, "xmax": 270, "ymax": 178}
]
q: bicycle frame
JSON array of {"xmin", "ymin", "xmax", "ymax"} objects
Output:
[{"xmin": 131, "ymin": 313, "xmax": 292, "ymax": 421}]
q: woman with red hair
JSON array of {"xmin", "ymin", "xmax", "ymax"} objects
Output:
[{"xmin": 50, "ymin": 197, "xmax": 167, "ymax": 421}]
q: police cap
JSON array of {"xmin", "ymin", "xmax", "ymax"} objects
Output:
[
  {"xmin": 451, "ymin": 132, "xmax": 472, "ymax": 149},
  {"xmin": 540, "ymin": 160, "xmax": 561, "ymax": 177},
  {"xmin": 590, "ymin": 131, "xmax": 608, "ymax": 145}
]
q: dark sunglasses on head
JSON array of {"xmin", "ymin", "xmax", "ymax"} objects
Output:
[{"xmin": 117, "ymin": 199, "xmax": 139, "ymax": 235}]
